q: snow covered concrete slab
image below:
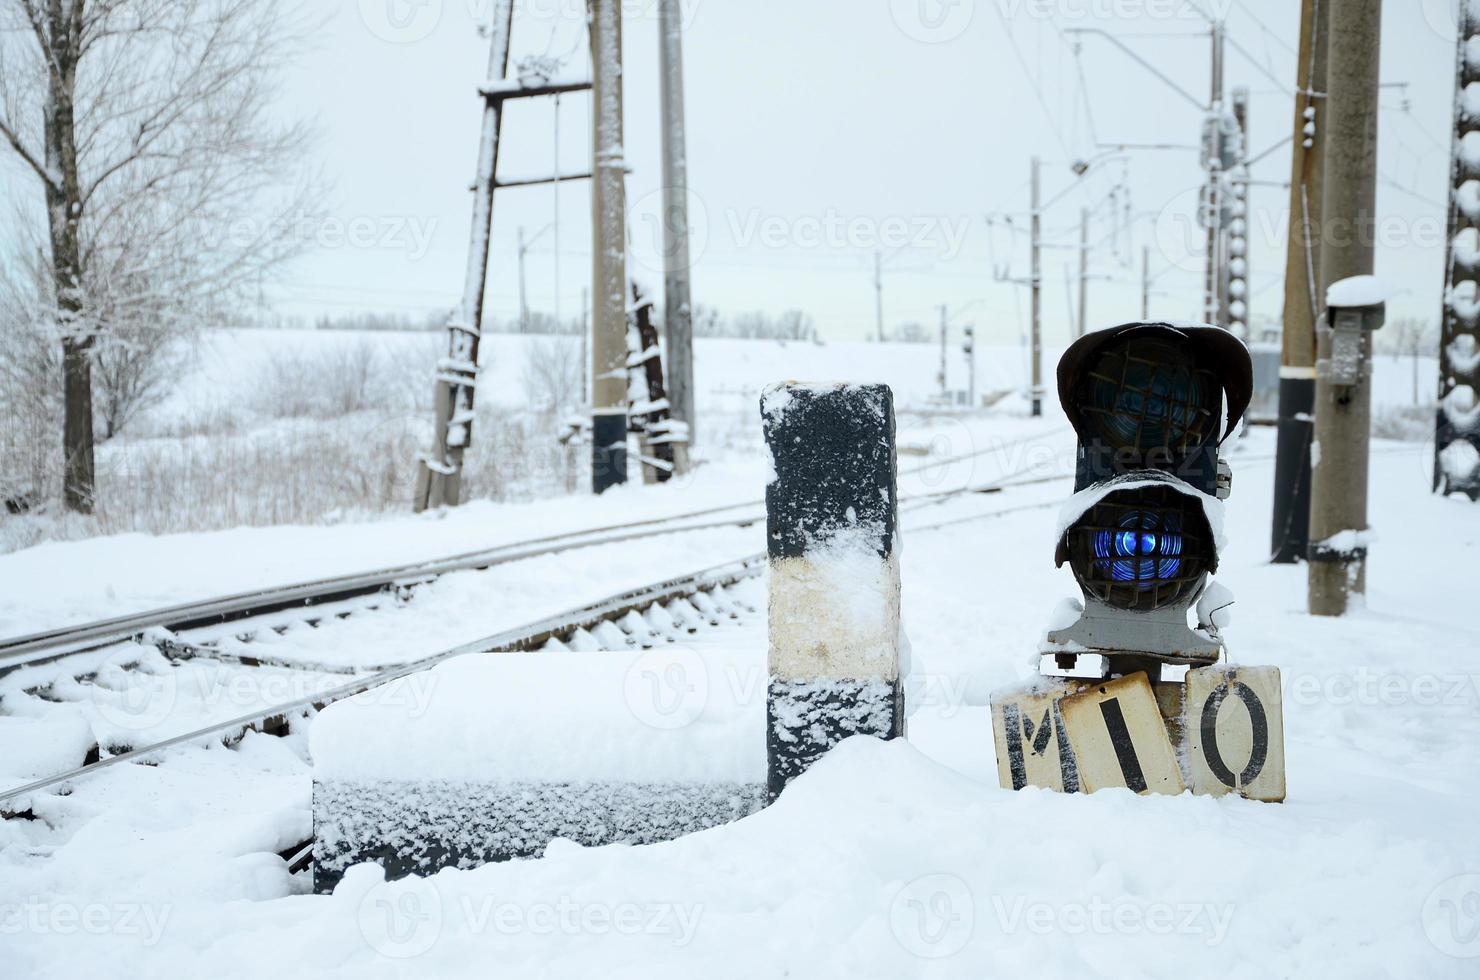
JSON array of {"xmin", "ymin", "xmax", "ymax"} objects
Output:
[
  {"xmin": 313, "ymin": 778, "xmax": 764, "ymax": 893},
  {"xmin": 311, "ymin": 647, "xmax": 767, "ymax": 891}
]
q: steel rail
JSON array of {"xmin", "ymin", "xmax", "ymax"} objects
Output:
[
  {"xmin": 0, "ymin": 511, "xmax": 768, "ymax": 673},
  {"xmin": 0, "ymin": 479, "xmax": 1085, "ymax": 810},
  {"xmin": 8, "ymin": 433, "xmax": 1374, "ymax": 676},
  {"xmin": 0, "ymin": 431, "xmax": 1070, "ymax": 673},
  {"xmin": 20, "ymin": 440, "xmax": 1311, "ymax": 813},
  {"xmin": 0, "ymin": 555, "xmax": 766, "ymax": 809}
]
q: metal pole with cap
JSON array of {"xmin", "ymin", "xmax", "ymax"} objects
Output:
[
  {"xmin": 1270, "ymin": 0, "xmax": 1326, "ymax": 562},
  {"xmin": 1307, "ymin": 0, "xmax": 1383, "ymax": 616},
  {"xmin": 589, "ymin": 0, "xmax": 629, "ymax": 494}
]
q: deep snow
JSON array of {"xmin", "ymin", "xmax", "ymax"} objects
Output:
[{"xmin": 1, "ymin": 341, "xmax": 1476, "ymax": 978}]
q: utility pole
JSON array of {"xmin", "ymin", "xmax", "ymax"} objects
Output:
[
  {"xmin": 412, "ymin": 1, "xmax": 592, "ymax": 510},
  {"xmin": 874, "ymin": 249, "xmax": 885, "ymax": 342},
  {"xmin": 553, "ymin": 97, "xmax": 562, "ymax": 333},
  {"xmin": 657, "ymin": 0, "xmax": 694, "ymax": 466},
  {"xmin": 589, "ymin": 0, "xmax": 629, "ymax": 494},
  {"xmin": 1077, "ymin": 206, "xmax": 1089, "ymax": 338},
  {"xmin": 1308, "ymin": 0, "xmax": 1382, "ymax": 616},
  {"xmin": 1227, "ymin": 87, "xmax": 1251, "ymax": 340},
  {"xmin": 414, "ymin": 0, "xmax": 514, "ymax": 512},
  {"xmin": 1030, "ymin": 156, "xmax": 1043, "ymax": 417},
  {"xmin": 580, "ymin": 286, "xmax": 589, "ymax": 404},
  {"xmin": 517, "ymin": 226, "xmax": 528, "ymax": 333},
  {"xmin": 1141, "ymin": 245, "xmax": 1151, "ymax": 320},
  {"xmin": 1203, "ymin": 21, "xmax": 1227, "ymax": 328},
  {"xmin": 963, "ymin": 324, "xmax": 976, "ymax": 407},
  {"xmin": 1435, "ymin": 2, "xmax": 1480, "ymax": 499},
  {"xmin": 938, "ymin": 304, "xmax": 948, "ymax": 396},
  {"xmin": 517, "ymin": 223, "xmax": 555, "ymax": 334},
  {"xmin": 1271, "ymin": 0, "xmax": 1327, "ymax": 563}
]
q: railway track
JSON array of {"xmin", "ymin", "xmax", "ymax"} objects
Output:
[
  {"xmin": 6, "ymin": 437, "xmax": 1387, "ymax": 815},
  {"xmin": 0, "ymin": 429, "xmax": 1070, "ymax": 676},
  {"xmin": 0, "ymin": 465, "xmax": 1072, "ymax": 815},
  {"xmin": 0, "ymin": 506, "xmax": 772, "ymax": 674},
  {"xmin": 0, "ymin": 556, "xmax": 765, "ymax": 812}
]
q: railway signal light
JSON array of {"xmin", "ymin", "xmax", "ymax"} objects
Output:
[
  {"xmin": 1045, "ymin": 322, "xmax": 1252, "ymax": 671},
  {"xmin": 1000, "ymin": 321, "xmax": 1283, "ymax": 803}
]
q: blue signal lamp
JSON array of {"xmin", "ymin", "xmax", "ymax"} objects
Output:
[
  {"xmin": 1045, "ymin": 474, "xmax": 1224, "ymax": 670},
  {"xmin": 1043, "ymin": 321, "xmax": 1251, "ymax": 675}
]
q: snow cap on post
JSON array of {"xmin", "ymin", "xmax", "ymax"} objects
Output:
[
  {"xmin": 761, "ymin": 382, "xmax": 903, "ymax": 801},
  {"xmin": 1325, "ymin": 274, "xmax": 1389, "ymax": 311}
]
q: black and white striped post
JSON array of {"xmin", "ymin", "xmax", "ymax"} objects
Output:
[{"xmin": 761, "ymin": 382, "xmax": 904, "ymax": 801}]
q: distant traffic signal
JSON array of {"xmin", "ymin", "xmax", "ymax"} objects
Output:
[{"xmin": 1046, "ymin": 322, "xmax": 1252, "ymax": 669}]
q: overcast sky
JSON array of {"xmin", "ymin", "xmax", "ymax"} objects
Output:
[{"xmin": 31, "ymin": 0, "xmax": 1463, "ymax": 345}]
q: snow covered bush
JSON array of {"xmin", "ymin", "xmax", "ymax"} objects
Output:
[
  {"xmin": 251, "ymin": 337, "xmax": 408, "ymax": 419},
  {"xmin": 0, "ymin": 291, "xmax": 61, "ymax": 515},
  {"xmin": 521, "ymin": 335, "xmax": 584, "ymax": 416},
  {"xmin": 1372, "ymin": 403, "xmax": 1433, "ymax": 442}
]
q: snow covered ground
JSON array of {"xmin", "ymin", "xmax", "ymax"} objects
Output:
[{"xmin": 2, "ymin": 342, "xmax": 1475, "ymax": 977}]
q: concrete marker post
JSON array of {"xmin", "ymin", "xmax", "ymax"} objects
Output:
[{"xmin": 761, "ymin": 382, "xmax": 904, "ymax": 801}]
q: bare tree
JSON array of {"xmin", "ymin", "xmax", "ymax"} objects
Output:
[
  {"xmin": 774, "ymin": 309, "xmax": 816, "ymax": 342},
  {"xmin": 91, "ymin": 318, "xmax": 191, "ymax": 438},
  {"xmin": 690, "ymin": 303, "xmax": 721, "ymax": 338},
  {"xmin": 0, "ymin": 259, "xmax": 60, "ymax": 508},
  {"xmin": 521, "ymin": 335, "xmax": 583, "ymax": 417},
  {"xmin": 1386, "ymin": 317, "xmax": 1436, "ymax": 407},
  {"xmin": 0, "ymin": 0, "xmax": 319, "ymax": 512},
  {"xmin": 894, "ymin": 322, "xmax": 928, "ymax": 344}
]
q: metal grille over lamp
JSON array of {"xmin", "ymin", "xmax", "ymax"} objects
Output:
[
  {"xmin": 1065, "ymin": 484, "xmax": 1214, "ymax": 613},
  {"xmin": 1078, "ymin": 337, "xmax": 1221, "ymax": 463}
]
